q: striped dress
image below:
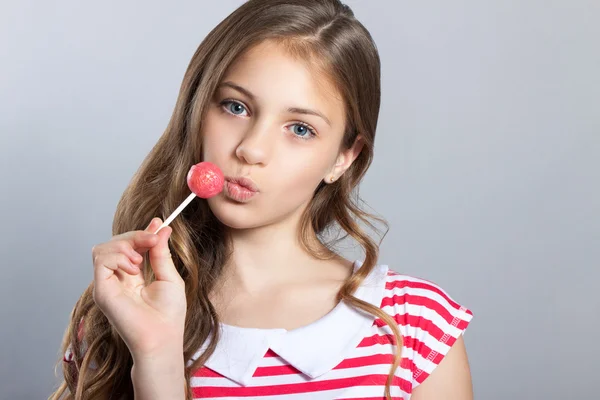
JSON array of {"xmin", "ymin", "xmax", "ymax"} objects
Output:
[
  {"xmin": 65, "ymin": 262, "xmax": 473, "ymax": 399},
  {"xmin": 187, "ymin": 262, "xmax": 473, "ymax": 399}
]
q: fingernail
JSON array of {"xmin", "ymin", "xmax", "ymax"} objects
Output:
[{"xmin": 146, "ymin": 218, "xmax": 156, "ymax": 229}]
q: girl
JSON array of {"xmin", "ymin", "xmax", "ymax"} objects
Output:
[{"xmin": 52, "ymin": 1, "xmax": 473, "ymax": 399}]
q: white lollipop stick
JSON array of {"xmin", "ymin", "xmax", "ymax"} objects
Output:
[{"xmin": 153, "ymin": 192, "xmax": 196, "ymax": 234}]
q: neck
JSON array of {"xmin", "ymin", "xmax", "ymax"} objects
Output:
[{"xmin": 219, "ymin": 207, "xmax": 337, "ymax": 292}]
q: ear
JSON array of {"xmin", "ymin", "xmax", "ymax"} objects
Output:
[{"xmin": 326, "ymin": 135, "xmax": 365, "ymax": 183}]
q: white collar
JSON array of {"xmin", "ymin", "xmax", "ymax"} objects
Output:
[{"xmin": 189, "ymin": 260, "xmax": 389, "ymax": 386}]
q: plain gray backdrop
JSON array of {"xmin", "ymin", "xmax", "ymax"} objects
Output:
[{"xmin": 1, "ymin": 1, "xmax": 598, "ymax": 399}]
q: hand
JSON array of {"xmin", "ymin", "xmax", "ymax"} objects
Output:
[{"xmin": 91, "ymin": 218, "xmax": 186, "ymax": 360}]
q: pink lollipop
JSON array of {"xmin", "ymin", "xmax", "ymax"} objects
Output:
[
  {"xmin": 186, "ymin": 161, "xmax": 224, "ymax": 198},
  {"xmin": 154, "ymin": 162, "xmax": 224, "ymax": 233}
]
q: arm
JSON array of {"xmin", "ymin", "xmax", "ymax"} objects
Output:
[
  {"xmin": 131, "ymin": 349, "xmax": 187, "ymax": 400},
  {"xmin": 411, "ymin": 336, "xmax": 473, "ymax": 400}
]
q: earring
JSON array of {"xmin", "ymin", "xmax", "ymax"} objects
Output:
[{"xmin": 329, "ymin": 175, "xmax": 335, "ymax": 183}]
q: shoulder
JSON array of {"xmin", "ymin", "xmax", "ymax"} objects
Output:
[
  {"xmin": 379, "ymin": 268, "xmax": 474, "ymax": 389},
  {"xmin": 381, "ymin": 269, "xmax": 473, "ymax": 329}
]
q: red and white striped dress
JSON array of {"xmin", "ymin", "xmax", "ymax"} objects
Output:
[
  {"xmin": 65, "ymin": 262, "xmax": 473, "ymax": 399},
  {"xmin": 186, "ymin": 262, "xmax": 473, "ymax": 399}
]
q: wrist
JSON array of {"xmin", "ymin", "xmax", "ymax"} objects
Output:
[
  {"xmin": 131, "ymin": 342, "xmax": 184, "ymax": 366},
  {"xmin": 131, "ymin": 353, "xmax": 186, "ymax": 400}
]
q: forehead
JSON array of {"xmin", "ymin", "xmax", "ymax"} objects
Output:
[{"xmin": 220, "ymin": 40, "xmax": 345, "ymax": 127}]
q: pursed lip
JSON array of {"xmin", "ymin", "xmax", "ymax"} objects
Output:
[{"xmin": 224, "ymin": 176, "xmax": 259, "ymax": 192}]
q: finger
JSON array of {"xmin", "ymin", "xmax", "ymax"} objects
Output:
[
  {"xmin": 94, "ymin": 252, "xmax": 140, "ymax": 277},
  {"xmin": 148, "ymin": 225, "xmax": 181, "ymax": 283},
  {"xmin": 130, "ymin": 218, "xmax": 164, "ymax": 261},
  {"xmin": 130, "ymin": 250, "xmax": 144, "ymax": 266},
  {"xmin": 96, "ymin": 237, "xmax": 154, "ymax": 266},
  {"xmin": 116, "ymin": 231, "xmax": 160, "ymax": 254},
  {"xmin": 144, "ymin": 217, "xmax": 161, "ymax": 233},
  {"xmin": 92, "ymin": 253, "xmax": 141, "ymax": 312}
]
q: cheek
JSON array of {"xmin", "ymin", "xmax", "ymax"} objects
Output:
[
  {"xmin": 269, "ymin": 152, "xmax": 329, "ymax": 199},
  {"xmin": 201, "ymin": 110, "xmax": 240, "ymax": 161}
]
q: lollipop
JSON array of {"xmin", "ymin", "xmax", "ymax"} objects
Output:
[
  {"xmin": 153, "ymin": 161, "xmax": 224, "ymax": 234},
  {"xmin": 187, "ymin": 162, "xmax": 225, "ymax": 198}
]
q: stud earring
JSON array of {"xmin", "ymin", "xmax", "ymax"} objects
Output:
[{"xmin": 329, "ymin": 175, "xmax": 335, "ymax": 183}]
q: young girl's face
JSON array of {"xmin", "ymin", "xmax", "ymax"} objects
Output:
[{"xmin": 201, "ymin": 39, "xmax": 355, "ymax": 230}]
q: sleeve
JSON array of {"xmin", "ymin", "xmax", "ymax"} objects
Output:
[
  {"xmin": 63, "ymin": 318, "xmax": 86, "ymax": 363},
  {"xmin": 397, "ymin": 277, "xmax": 473, "ymax": 389},
  {"xmin": 63, "ymin": 317, "xmax": 97, "ymax": 370}
]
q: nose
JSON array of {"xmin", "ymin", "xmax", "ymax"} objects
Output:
[{"xmin": 235, "ymin": 120, "xmax": 274, "ymax": 165}]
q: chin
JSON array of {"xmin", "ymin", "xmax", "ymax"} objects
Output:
[{"xmin": 206, "ymin": 195, "xmax": 264, "ymax": 230}]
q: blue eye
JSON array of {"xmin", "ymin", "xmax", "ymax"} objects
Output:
[
  {"xmin": 220, "ymin": 99, "xmax": 317, "ymax": 140},
  {"xmin": 292, "ymin": 124, "xmax": 308, "ymax": 136},
  {"xmin": 222, "ymin": 100, "xmax": 248, "ymax": 116},
  {"xmin": 290, "ymin": 122, "xmax": 317, "ymax": 140}
]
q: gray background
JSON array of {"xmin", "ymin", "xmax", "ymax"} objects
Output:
[{"xmin": 1, "ymin": 1, "xmax": 598, "ymax": 399}]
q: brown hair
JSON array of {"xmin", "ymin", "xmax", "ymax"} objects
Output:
[{"xmin": 50, "ymin": 1, "xmax": 402, "ymax": 399}]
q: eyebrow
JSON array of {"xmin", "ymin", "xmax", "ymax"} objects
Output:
[{"xmin": 218, "ymin": 81, "xmax": 332, "ymax": 126}]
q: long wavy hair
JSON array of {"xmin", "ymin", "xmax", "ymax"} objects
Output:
[{"xmin": 50, "ymin": 0, "xmax": 402, "ymax": 399}]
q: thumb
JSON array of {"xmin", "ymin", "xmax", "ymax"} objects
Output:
[{"xmin": 148, "ymin": 223, "xmax": 181, "ymax": 283}]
